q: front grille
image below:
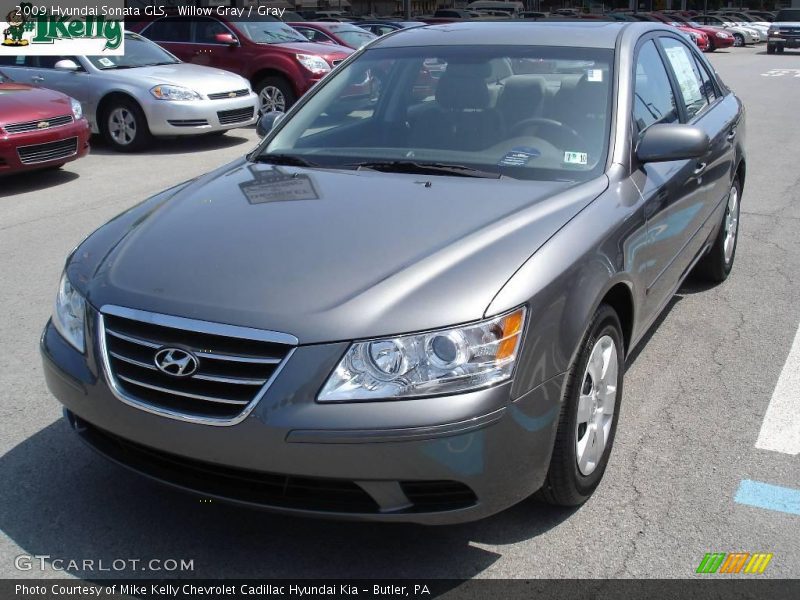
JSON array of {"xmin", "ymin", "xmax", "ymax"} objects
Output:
[
  {"xmin": 207, "ymin": 88, "xmax": 249, "ymax": 100},
  {"xmin": 167, "ymin": 119, "xmax": 209, "ymax": 127},
  {"xmin": 217, "ymin": 107, "xmax": 254, "ymax": 125},
  {"xmin": 100, "ymin": 309, "xmax": 293, "ymax": 422},
  {"xmin": 5, "ymin": 114, "xmax": 73, "ymax": 134},
  {"xmin": 401, "ymin": 481, "xmax": 478, "ymax": 512},
  {"xmin": 73, "ymin": 417, "xmax": 381, "ymax": 513},
  {"xmin": 17, "ymin": 137, "xmax": 78, "ymax": 164}
]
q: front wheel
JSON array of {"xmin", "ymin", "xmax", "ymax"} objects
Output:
[
  {"xmin": 100, "ymin": 98, "xmax": 152, "ymax": 152},
  {"xmin": 255, "ymin": 76, "xmax": 296, "ymax": 113},
  {"xmin": 733, "ymin": 34, "xmax": 744, "ymax": 47},
  {"xmin": 694, "ymin": 178, "xmax": 741, "ymax": 283},
  {"xmin": 539, "ymin": 304, "xmax": 624, "ymax": 506}
]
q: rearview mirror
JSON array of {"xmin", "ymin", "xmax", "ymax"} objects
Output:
[
  {"xmin": 214, "ymin": 32, "xmax": 238, "ymax": 46},
  {"xmin": 256, "ymin": 111, "xmax": 284, "ymax": 137},
  {"xmin": 636, "ymin": 124, "xmax": 710, "ymax": 163},
  {"xmin": 54, "ymin": 59, "xmax": 80, "ymax": 72}
]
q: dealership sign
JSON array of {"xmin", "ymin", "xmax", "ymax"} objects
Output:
[{"xmin": 1, "ymin": 2, "xmax": 124, "ymax": 55}]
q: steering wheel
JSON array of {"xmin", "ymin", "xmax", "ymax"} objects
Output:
[{"xmin": 512, "ymin": 117, "xmax": 589, "ymax": 152}]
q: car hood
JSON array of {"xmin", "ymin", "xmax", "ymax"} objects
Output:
[
  {"xmin": 268, "ymin": 41, "xmax": 353, "ymax": 62},
  {"xmin": 98, "ymin": 63, "xmax": 250, "ymax": 94},
  {"xmin": 72, "ymin": 159, "xmax": 608, "ymax": 344},
  {"xmin": 0, "ymin": 83, "xmax": 73, "ymax": 123}
]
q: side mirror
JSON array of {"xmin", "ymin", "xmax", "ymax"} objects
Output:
[
  {"xmin": 54, "ymin": 59, "xmax": 81, "ymax": 72},
  {"xmin": 636, "ymin": 123, "xmax": 710, "ymax": 163},
  {"xmin": 256, "ymin": 110, "xmax": 284, "ymax": 137},
  {"xmin": 214, "ymin": 32, "xmax": 239, "ymax": 46}
]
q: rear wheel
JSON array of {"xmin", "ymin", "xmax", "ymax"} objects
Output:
[
  {"xmin": 539, "ymin": 304, "xmax": 624, "ymax": 506},
  {"xmin": 254, "ymin": 76, "xmax": 296, "ymax": 113},
  {"xmin": 695, "ymin": 178, "xmax": 741, "ymax": 283}
]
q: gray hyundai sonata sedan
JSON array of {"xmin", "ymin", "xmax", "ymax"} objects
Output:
[{"xmin": 42, "ymin": 22, "xmax": 745, "ymax": 524}]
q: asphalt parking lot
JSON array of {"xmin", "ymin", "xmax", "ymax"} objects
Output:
[{"xmin": 1, "ymin": 45, "xmax": 799, "ymax": 580}]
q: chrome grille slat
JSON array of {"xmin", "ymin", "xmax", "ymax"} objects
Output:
[
  {"xmin": 208, "ymin": 88, "xmax": 249, "ymax": 100},
  {"xmin": 5, "ymin": 114, "xmax": 73, "ymax": 134},
  {"xmin": 17, "ymin": 137, "xmax": 78, "ymax": 164},
  {"xmin": 117, "ymin": 375, "xmax": 250, "ymax": 405},
  {"xmin": 99, "ymin": 307, "xmax": 294, "ymax": 424}
]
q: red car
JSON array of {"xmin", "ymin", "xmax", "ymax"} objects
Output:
[
  {"xmin": 629, "ymin": 13, "xmax": 711, "ymax": 51},
  {"xmin": 651, "ymin": 13, "xmax": 734, "ymax": 51},
  {"xmin": 0, "ymin": 71, "xmax": 90, "ymax": 176},
  {"xmin": 289, "ymin": 22, "xmax": 378, "ymax": 50},
  {"xmin": 134, "ymin": 16, "xmax": 352, "ymax": 112}
]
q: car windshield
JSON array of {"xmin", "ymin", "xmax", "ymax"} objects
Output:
[
  {"xmin": 260, "ymin": 45, "xmax": 613, "ymax": 182},
  {"xmin": 328, "ymin": 26, "xmax": 376, "ymax": 48},
  {"xmin": 87, "ymin": 34, "xmax": 178, "ymax": 69},
  {"xmin": 232, "ymin": 21, "xmax": 308, "ymax": 43},
  {"xmin": 687, "ymin": 21, "xmax": 703, "ymax": 27}
]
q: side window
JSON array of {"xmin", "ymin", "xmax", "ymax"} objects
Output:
[
  {"xmin": 34, "ymin": 56, "xmax": 78, "ymax": 69},
  {"xmin": 693, "ymin": 56, "xmax": 718, "ymax": 104},
  {"xmin": 193, "ymin": 18, "xmax": 228, "ymax": 44},
  {"xmin": 0, "ymin": 55, "xmax": 28, "ymax": 66},
  {"xmin": 659, "ymin": 37, "xmax": 709, "ymax": 120},
  {"xmin": 633, "ymin": 40, "xmax": 678, "ymax": 132},
  {"xmin": 143, "ymin": 17, "xmax": 191, "ymax": 43}
]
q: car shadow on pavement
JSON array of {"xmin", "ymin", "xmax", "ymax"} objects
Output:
[
  {"xmin": 0, "ymin": 419, "xmax": 576, "ymax": 580},
  {"xmin": 88, "ymin": 132, "xmax": 252, "ymax": 156},
  {"xmin": 0, "ymin": 169, "xmax": 80, "ymax": 198}
]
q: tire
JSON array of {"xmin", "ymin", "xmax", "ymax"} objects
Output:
[
  {"xmin": 694, "ymin": 178, "xmax": 741, "ymax": 283},
  {"xmin": 707, "ymin": 40, "xmax": 716, "ymax": 52},
  {"xmin": 100, "ymin": 98, "xmax": 152, "ymax": 152},
  {"xmin": 767, "ymin": 43, "xmax": 776, "ymax": 54},
  {"xmin": 777, "ymin": 45, "xmax": 785, "ymax": 54},
  {"xmin": 733, "ymin": 34, "xmax": 744, "ymax": 48},
  {"xmin": 254, "ymin": 76, "xmax": 296, "ymax": 113},
  {"xmin": 539, "ymin": 304, "xmax": 625, "ymax": 506}
]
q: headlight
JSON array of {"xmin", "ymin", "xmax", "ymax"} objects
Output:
[
  {"xmin": 53, "ymin": 272, "xmax": 86, "ymax": 353},
  {"xmin": 70, "ymin": 97, "xmax": 82, "ymax": 119},
  {"xmin": 717, "ymin": 32, "xmax": 731, "ymax": 38},
  {"xmin": 296, "ymin": 53, "xmax": 330, "ymax": 75},
  {"xmin": 149, "ymin": 85, "xmax": 202, "ymax": 101},
  {"xmin": 318, "ymin": 307, "xmax": 526, "ymax": 402}
]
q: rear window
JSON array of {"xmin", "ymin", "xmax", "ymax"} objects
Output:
[{"xmin": 776, "ymin": 9, "xmax": 800, "ymax": 22}]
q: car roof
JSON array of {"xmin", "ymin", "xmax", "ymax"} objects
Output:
[{"xmin": 371, "ymin": 21, "xmax": 631, "ymax": 49}]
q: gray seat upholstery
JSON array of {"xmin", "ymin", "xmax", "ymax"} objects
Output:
[
  {"xmin": 496, "ymin": 75, "xmax": 547, "ymax": 133},
  {"xmin": 409, "ymin": 63, "xmax": 504, "ymax": 151}
]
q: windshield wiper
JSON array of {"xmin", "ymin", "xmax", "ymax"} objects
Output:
[
  {"xmin": 349, "ymin": 160, "xmax": 502, "ymax": 179},
  {"xmin": 252, "ymin": 154, "xmax": 319, "ymax": 167}
]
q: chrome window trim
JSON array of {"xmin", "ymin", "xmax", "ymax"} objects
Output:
[{"xmin": 98, "ymin": 305, "xmax": 297, "ymax": 426}]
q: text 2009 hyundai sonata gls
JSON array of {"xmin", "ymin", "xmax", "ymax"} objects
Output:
[{"xmin": 42, "ymin": 22, "xmax": 745, "ymax": 524}]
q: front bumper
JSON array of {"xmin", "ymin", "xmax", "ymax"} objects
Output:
[
  {"xmin": 769, "ymin": 36, "xmax": 800, "ymax": 48},
  {"xmin": 0, "ymin": 118, "xmax": 90, "ymax": 174},
  {"xmin": 41, "ymin": 314, "xmax": 564, "ymax": 524},
  {"xmin": 142, "ymin": 93, "xmax": 259, "ymax": 136}
]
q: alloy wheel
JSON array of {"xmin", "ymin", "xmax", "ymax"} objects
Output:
[
  {"xmin": 259, "ymin": 86, "xmax": 286, "ymax": 112},
  {"xmin": 723, "ymin": 184, "xmax": 739, "ymax": 265},
  {"xmin": 108, "ymin": 107, "xmax": 137, "ymax": 146},
  {"xmin": 575, "ymin": 335, "xmax": 618, "ymax": 476}
]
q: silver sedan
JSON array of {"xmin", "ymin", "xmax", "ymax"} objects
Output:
[{"xmin": 0, "ymin": 32, "xmax": 258, "ymax": 151}]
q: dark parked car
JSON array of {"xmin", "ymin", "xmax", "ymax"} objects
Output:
[
  {"xmin": 0, "ymin": 71, "xmax": 90, "ymax": 175},
  {"xmin": 43, "ymin": 22, "xmax": 745, "ymax": 524},
  {"xmin": 767, "ymin": 8, "xmax": 800, "ymax": 54},
  {"xmin": 136, "ymin": 15, "xmax": 352, "ymax": 111}
]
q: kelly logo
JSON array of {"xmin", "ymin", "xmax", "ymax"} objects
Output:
[
  {"xmin": 696, "ymin": 552, "xmax": 773, "ymax": 575},
  {"xmin": 1, "ymin": 3, "xmax": 123, "ymax": 55}
]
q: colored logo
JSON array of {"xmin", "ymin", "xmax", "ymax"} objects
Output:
[{"xmin": 696, "ymin": 552, "xmax": 773, "ymax": 574}]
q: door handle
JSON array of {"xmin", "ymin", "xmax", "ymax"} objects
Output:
[
  {"xmin": 726, "ymin": 129, "xmax": 737, "ymax": 142},
  {"xmin": 31, "ymin": 76, "xmax": 44, "ymax": 82},
  {"xmin": 693, "ymin": 162, "xmax": 707, "ymax": 176}
]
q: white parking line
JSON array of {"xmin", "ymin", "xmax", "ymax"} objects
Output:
[{"xmin": 756, "ymin": 322, "xmax": 800, "ymax": 455}]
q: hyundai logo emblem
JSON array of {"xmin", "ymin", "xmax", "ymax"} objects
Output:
[{"xmin": 154, "ymin": 347, "xmax": 199, "ymax": 377}]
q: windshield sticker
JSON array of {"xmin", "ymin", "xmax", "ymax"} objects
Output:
[
  {"xmin": 98, "ymin": 57, "xmax": 114, "ymax": 67},
  {"xmin": 498, "ymin": 147, "xmax": 541, "ymax": 167},
  {"xmin": 587, "ymin": 69, "xmax": 603, "ymax": 82},
  {"xmin": 564, "ymin": 151, "xmax": 588, "ymax": 165}
]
